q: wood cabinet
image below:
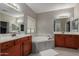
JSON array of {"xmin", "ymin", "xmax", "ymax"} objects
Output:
[
  {"xmin": 76, "ymin": 35, "xmax": 79, "ymax": 48},
  {"xmin": 23, "ymin": 36, "xmax": 32, "ymax": 56},
  {"xmin": 1, "ymin": 40, "xmax": 14, "ymax": 50},
  {"xmin": 64, "ymin": 35, "xmax": 77, "ymax": 48},
  {"xmin": 55, "ymin": 34, "xmax": 64, "ymax": 47},
  {"xmin": 23, "ymin": 42, "xmax": 32, "ymax": 55},
  {"xmin": 0, "ymin": 40, "xmax": 15, "ymax": 56},
  {"xmin": 7, "ymin": 44, "xmax": 21, "ymax": 56},
  {"xmin": 0, "ymin": 35, "xmax": 32, "ymax": 56},
  {"xmin": 55, "ymin": 34, "xmax": 79, "ymax": 49},
  {"xmin": 14, "ymin": 38, "xmax": 22, "ymax": 56}
]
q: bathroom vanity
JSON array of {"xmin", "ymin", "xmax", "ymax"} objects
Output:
[
  {"xmin": 0, "ymin": 34, "xmax": 32, "ymax": 56},
  {"xmin": 54, "ymin": 17, "xmax": 79, "ymax": 49},
  {"xmin": 54, "ymin": 32, "xmax": 79, "ymax": 49}
]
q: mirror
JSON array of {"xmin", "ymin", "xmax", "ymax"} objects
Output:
[
  {"xmin": 72, "ymin": 19, "xmax": 79, "ymax": 32},
  {"xmin": 0, "ymin": 3, "xmax": 24, "ymax": 34},
  {"xmin": 54, "ymin": 18, "xmax": 79, "ymax": 33},
  {"xmin": 54, "ymin": 18, "xmax": 70, "ymax": 33},
  {"xmin": 54, "ymin": 19, "xmax": 61, "ymax": 32},
  {"xmin": 12, "ymin": 24, "xmax": 19, "ymax": 31}
]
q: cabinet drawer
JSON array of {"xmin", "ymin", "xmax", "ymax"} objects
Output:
[
  {"xmin": 14, "ymin": 36, "xmax": 32, "ymax": 45},
  {"xmin": 28, "ymin": 36, "xmax": 32, "ymax": 40},
  {"xmin": 21, "ymin": 36, "xmax": 31, "ymax": 43},
  {"xmin": 23, "ymin": 37, "xmax": 29, "ymax": 42},
  {"xmin": 23, "ymin": 39, "xmax": 32, "ymax": 44},
  {"xmin": 15, "ymin": 39, "xmax": 22, "ymax": 45},
  {"xmin": 1, "ymin": 40, "xmax": 14, "ymax": 50}
]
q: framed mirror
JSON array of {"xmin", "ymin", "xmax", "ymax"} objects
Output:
[
  {"xmin": 12, "ymin": 24, "xmax": 19, "ymax": 31},
  {"xmin": 54, "ymin": 19, "xmax": 61, "ymax": 32},
  {"xmin": 72, "ymin": 19, "xmax": 78, "ymax": 32}
]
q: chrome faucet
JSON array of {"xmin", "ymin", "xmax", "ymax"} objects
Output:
[{"xmin": 48, "ymin": 35, "xmax": 52, "ymax": 40}]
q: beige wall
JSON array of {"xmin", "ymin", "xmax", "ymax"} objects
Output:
[
  {"xmin": 17, "ymin": 3, "xmax": 37, "ymax": 33},
  {"xmin": 37, "ymin": 8, "xmax": 74, "ymax": 36},
  {"xmin": 74, "ymin": 4, "xmax": 79, "ymax": 19}
]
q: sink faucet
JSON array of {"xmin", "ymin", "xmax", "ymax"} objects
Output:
[
  {"xmin": 11, "ymin": 32, "xmax": 16, "ymax": 37},
  {"xmin": 62, "ymin": 31, "xmax": 64, "ymax": 34}
]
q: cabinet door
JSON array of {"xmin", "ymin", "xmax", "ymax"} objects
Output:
[
  {"xmin": 23, "ymin": 36, "xmax": 32, "ymax": 56},
  {"xmin": 55, "ymin": 34, "xmax": 65, "ymax": 47},
  {"xmin": 76, "ymin": 35, "xmax": 79, "ymax": 48},
  {"xmin": 7, "ymin": 44, "xmax": 21, "ymax": 56},
  {"xmin": 0, "ymin": 43, "xmax": 1, "ymax": 54},
  {"xmin": 0, "ymin": 40, "xmax": 15, "ymax": 56},
  {"xmin": 15, "ymin": 39, "xmax": 22, "ymax": 56},
  {"xmin": 1, "ymin": 40, "xmax": 14, "ymax": 50},
  {"xmin": 23, "ymin": 43, "xmax": 32, "ymax": 56},
  {"xmin": 65, "ymin": 35, "xmax": 77, "ymax": 48}
]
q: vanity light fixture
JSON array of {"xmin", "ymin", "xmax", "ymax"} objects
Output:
[
  {"xmin": 56, "ymin": 13, "xmax": 71, "ymax": 19},
  {"xmin": 4, "ymin": 3, "xmax": 20, "ymax": 11},
  {"xmin": 17, "ymin": 19, "xmax": 23, "ymax": 24},
  {"xmin": 7, "ymin": 3, "xmax": 18, "ymax": 9}
]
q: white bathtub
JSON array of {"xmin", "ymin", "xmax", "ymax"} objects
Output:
[
  {"xmin": 32, "ymin": 34, "xmax": 55, "ymax": 53},
  {"xmin": 32, "ymin": 36, "xmax": 52, "ymax": 42},
  {"xmin": 32, "ymin": 34, "xmax": 54, "ymax": 42}
]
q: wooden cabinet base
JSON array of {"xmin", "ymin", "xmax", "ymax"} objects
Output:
[
  {"xmin": 0, "ymin": 35, "xmax": 32, "ymax": 56},
  {"xmin": 7, "ymin": 44, "xmax": 21, "ymax": 56},
  {"xmin": 55, "ymin": 34, "xmax": 79, "ymax": 49},
  {"xmin": 55, "ymin": 34, "xmax": 65, "ymax": 47}
]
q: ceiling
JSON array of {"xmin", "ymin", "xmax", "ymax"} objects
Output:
[
  {"xmin": 27, "ymin": 3, "xmax": 76, "ymax": 13},
  {"xmin": 0, "ymin": 3, "xmax": 23, "ymax": 17}
]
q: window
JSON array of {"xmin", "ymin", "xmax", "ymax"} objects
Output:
[{"xmin": 27, "ymin": 16, "xmax": 36, "ymax": 34}]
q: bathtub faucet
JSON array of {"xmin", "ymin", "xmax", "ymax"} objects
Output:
[{"xmin": 48, "ymin": 35, "xmax": 52, "ymax": 40}]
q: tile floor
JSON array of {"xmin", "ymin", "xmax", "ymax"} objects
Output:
[{"xmin": 29, "ymin": 47, "xmax": 79, "ymax": 56}]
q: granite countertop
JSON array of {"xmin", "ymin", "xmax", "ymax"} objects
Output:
[
  {"xmin": 0, "ymin": 34, "xmax": 31, "ymax": 43},
  {"xmin": 54, "ymin": 32, "xmax": 79, "ymax": 35}
]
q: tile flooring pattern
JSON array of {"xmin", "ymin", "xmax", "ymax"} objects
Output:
[{"xmin": 29, "ymin": 47, "xmax": 79, "ymax": 56}]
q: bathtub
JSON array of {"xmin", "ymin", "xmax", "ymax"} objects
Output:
[
  {"xmin": 32, "ymin": 34, "xmax": 53, "ymax": 42},
  {"xmin": 32, "ymin": 36, "xmax": 52, "ymax": 42},
  {"xmin": 32, "ymin": 34, "xmax": 55, "ymax": 53}
]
